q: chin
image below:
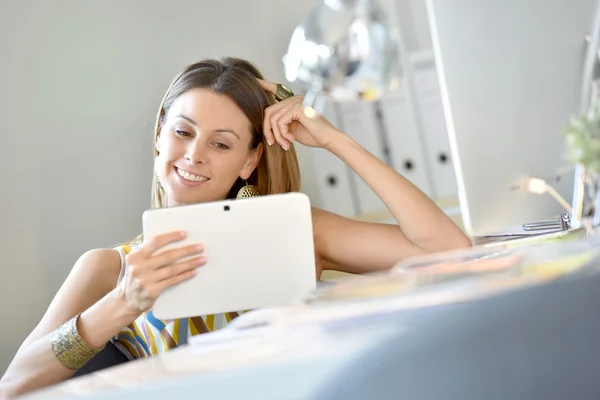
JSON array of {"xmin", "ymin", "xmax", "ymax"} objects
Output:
[
  {"xmin": 166, "ymin": 187, "xmax": 228, "ymax": 206},
  {"xmin": 168, "ymin": 193, "xmax": 208, "ymax": 206}
]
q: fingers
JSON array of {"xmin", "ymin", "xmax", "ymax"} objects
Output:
[
  {"xmin": 276, "ymin": 108, "xmax": 298, "ymax": 143},
  {"xmin": 264, "ymin": 97, "xmax": 302, "ymax": 150},
  {"xmin": 270, "ymin": 108, "xmax": 293, "ymax": 150},
  {"xmin": 122, "ymin": 230, "xmax": 210, "ymax": 313},
  {"xmin": 124, "ymin": 243, "xmax": 206, "ymax": 310},
  {"xmin": 256, "ymin": 78, "xmax": 277, "ymax": 95},
  {"xmin": 152, "ymin": 268, "xmax": 200, "ymax": 295},
  {"xmin": 137, "ymin": 231, "xmax": 187, "ymax": 257},
  {"xmin": 150, "ymin": 242, "xmax": 204, "ymax": 269},
  {"xmin": 263, "ymin": 116, "xmax": 276, "ymax": 147},
  {"xmin": 263, "ymin": 101, "xmax": 287, "ymax": 146},
  {"xmin": 156, "ymin": 255, "xmax": 206, "ymax": 282}
]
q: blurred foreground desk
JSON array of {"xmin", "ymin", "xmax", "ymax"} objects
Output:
[{"xmin": 21, "ymin": 237, "xmax": 600, "ymax": 400}]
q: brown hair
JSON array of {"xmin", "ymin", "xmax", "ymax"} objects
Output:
[
  {"xmin": 152, "ymin": 57, "xmax": 301, "ymax": 208},
  {"xmin": 124, "ymin": 58, "xmax": 301, "ymax": 246}
]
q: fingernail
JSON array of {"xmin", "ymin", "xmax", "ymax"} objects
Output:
[
  {"xmin": 196, "ymin": 257, "xmax": 206, "ymax": 266},
  {"xmin": 281, "ymin": 144, "xmax": 288, "ymax": 151},
  {"xmin": 195, "ymin": 244, "xmax": 204, "ymax": 251},
  {"xmin": 180, "ymin": 231, "xmax": 187, "ymax": 238},
  {"xmin": 267, "ymin": 139, "xmax": 273, "ymax": 146}
]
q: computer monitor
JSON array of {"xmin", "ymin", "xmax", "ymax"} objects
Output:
[{"xmin": 426, "ymin": 0, "xmax": 597, "ymax": 237}]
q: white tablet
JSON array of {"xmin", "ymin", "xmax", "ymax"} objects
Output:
[{"xmin": 142, "ymin": 192, "xmax": 317, "ymax": 319}]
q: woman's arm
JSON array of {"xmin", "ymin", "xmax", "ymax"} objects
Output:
[
  {"xmin": 261, "ymin": 91, "xmax": 471, "ymax": 275},
  {"xmin": 326, "ymin": 132, "xmax": 471, "ymax": 253},
  {"xmin": 312, "ymin": 133, "xmax": 471, "ymax": 275},
  {"xmin": 0, "ymin": 232, "xmax": 204, "ymax": 399},
  {"xmin": 0, "ymin": 249, "xmax": 136, "ymax": 398},
  {"xmin": 312, "ymin": 208, "xmax": 426, "ymax": 275}
]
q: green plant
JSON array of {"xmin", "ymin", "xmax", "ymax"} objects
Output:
[{"xmin": 565, "ymin": 102, "xmax": 600, "ymax": 173}]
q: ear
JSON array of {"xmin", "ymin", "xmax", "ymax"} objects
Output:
[
  {"xmin": 240, "ymin": 143, "xmax": 264, "ymax": 180},
  {"xmin": 155, "ymin": 125, "xmax": 163, "ymax": 154}
]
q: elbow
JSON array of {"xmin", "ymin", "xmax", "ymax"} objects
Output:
[
  {"xmin": 1, "ymin": 372, "xmax": 51, "ymax": 400},
  {"xmin": 450, "ymin": 234, "xmax": 473, "ymax": 250},
  {"xmin": 0, "ymin": 379, "xmax": 21, "ymax": 400},
  {"xmin": 1, "ymin": 367, "xmax": 33, "ymax": 400},
  {"xmin": 420, "ymin": 231, "xmax": 473, "ymax": 255},
  {"xmin": 1, "ymin": 371, "xmax": 14, "ymax": 399},
  {"xmin": 1, "ymin": 352, "xmax": 46, "ymax": 400},
  {"xmin": 440, "ymin": 233, "xmax": 473, "ymax": 252}
]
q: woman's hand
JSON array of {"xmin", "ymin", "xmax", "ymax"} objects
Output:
[
  {"xmin": 118, "ymin": 231, "xmax": 206, "ymax": 313},
  {"xmin": 258, "ymin": 79, "xmax": 342, "ymax": 151}
]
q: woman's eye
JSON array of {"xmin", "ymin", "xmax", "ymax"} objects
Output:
[
  {"xmin": 175, "ymin": 129, "xmax": 192, "ymax": 137},
  {"xmin": 214, "ymin": 142, "xmax": 230, "ymax": 150}
]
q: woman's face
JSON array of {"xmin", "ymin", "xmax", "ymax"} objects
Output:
[{"xmin": 155, "ymin": 88, "xmax": 262, "ymax": 206}]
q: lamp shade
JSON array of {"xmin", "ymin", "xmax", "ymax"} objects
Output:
[{"xmin": 283, "ymin": 0, "xmax": 403, "ymax": 110}]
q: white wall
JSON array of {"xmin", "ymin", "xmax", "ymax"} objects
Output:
[
  {"xmin": 0, "ymin": 0, "xmax": 327, "ymax": 373},
  {"xmin": 0, "ymin": 0, "xmax": 434, "ymax": 373}
]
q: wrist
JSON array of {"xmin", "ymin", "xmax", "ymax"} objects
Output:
[
  {"xmin": 108, "ymin": 288, "xmax": 143, "ymax": 321},
  {"xmin": 323, "ymin": 128, "xmax": 356, "ymax": 154},
  {"xmin": 77, "ymin": 289, "xmax": 141, "ymax": 349}
]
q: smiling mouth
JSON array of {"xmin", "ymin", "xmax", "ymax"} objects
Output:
[{"xmin": 175, "ymin": 167, "xmax": 210, "ymax": 183}]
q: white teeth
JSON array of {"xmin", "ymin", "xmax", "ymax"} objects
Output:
[{"xmin": 177, "ymin": 168, "xmax": 208, "ymax": 182}]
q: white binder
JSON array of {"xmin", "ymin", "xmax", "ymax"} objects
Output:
[
  {"xmin": 378, "ymin": 85, "xmax": 435, "ymax": 198},
  {"xmin": 309, "ymin": 102, "xmax": 358, "ymax": 217},
  {"xmin": 335, "ymin": 100, "xmax": 387, "ymax": 216},
  {"xmin": 411, "ymin": 51, "xmax": 459, "ymax": 199}
]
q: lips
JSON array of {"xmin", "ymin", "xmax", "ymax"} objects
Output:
[{"xmin": 175, "ymin": 167, "xmax": 210, "ymax": 183}]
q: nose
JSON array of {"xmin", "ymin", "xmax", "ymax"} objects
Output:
[{"xmin": 185, "ymin": 138, "xmax": 207, "ymax": 164}]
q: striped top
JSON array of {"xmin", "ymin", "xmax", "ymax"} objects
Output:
[{"xmin": 110, "ymin": 245, "xmax": 243, "ymax": 360}]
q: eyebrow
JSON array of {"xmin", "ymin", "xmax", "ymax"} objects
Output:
[{"xmin": 174, "ymin": 114, "xmax": 240, "ymax": 139}]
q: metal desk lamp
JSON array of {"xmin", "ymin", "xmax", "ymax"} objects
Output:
[{"xmin": 282, "ymin": 0, "xmax": 403, "ymax": 113}]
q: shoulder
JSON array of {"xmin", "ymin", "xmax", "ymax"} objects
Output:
[
  {"xmin": 75, "ymin": 248, "xmax": 122, "ymax": 270},
  {"xmin": 70, "ymin": 247, "xmax": 123, "ymax": 288}
]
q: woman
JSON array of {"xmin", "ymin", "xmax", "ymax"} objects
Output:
[{"xmin": 0, "ymin": 57, "xmax": 470, "ymax": 398}]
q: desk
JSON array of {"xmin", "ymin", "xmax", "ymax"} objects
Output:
[{"xmin": 21, "ymin": 235, "xmax": 600, "ymax": 400}]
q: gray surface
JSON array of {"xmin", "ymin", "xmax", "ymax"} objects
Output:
[
  {"xmin": 314, "ymin": 270, "xmax": 600, "ymax": 399},
  {"xmin": 28, "ymin": 268, "xmax": 600, "ymax": 400},
  {"xmin": 28, "ymin": 331, "xmax": 382, "ymax": 400}
]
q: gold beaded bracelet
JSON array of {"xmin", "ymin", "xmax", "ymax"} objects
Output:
[{"xmin": 50, "ymin": 314, "xmax": 105, "ymax": 370}]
